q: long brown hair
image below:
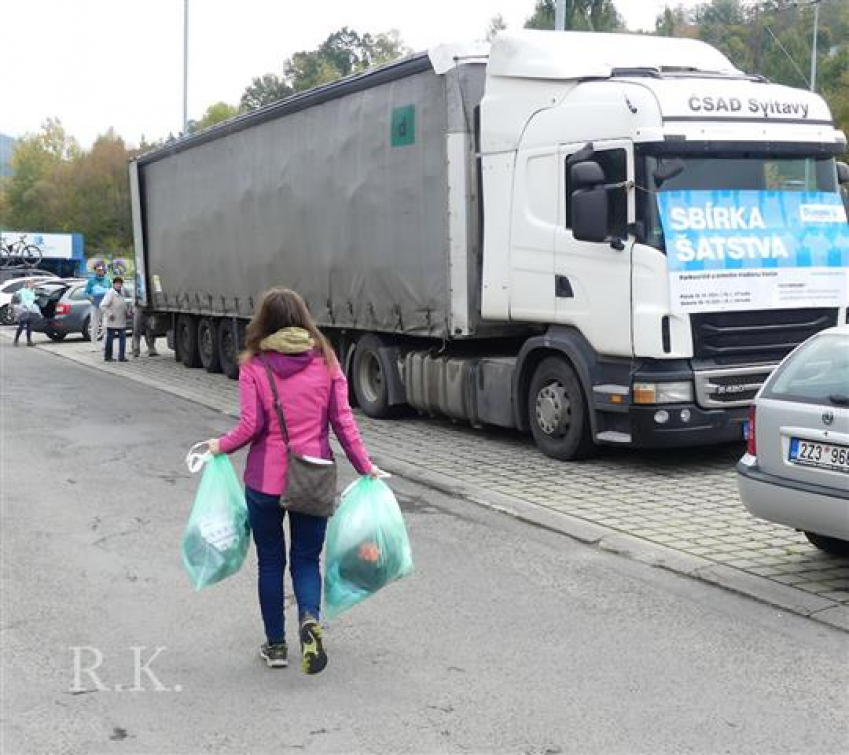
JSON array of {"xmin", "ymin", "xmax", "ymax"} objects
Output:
[{"xmin": 240, "ymin": 287, "xmax": 337, "ymax": 368}]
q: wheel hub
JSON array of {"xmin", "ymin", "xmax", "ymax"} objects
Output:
[{"xmin": 535, "ymin": 382, "xmax": 571, "ymax": 436}]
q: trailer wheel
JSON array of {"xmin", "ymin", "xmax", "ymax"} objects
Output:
[
  {"xmin": 177, "ymin": 315, "xmax": 201, "ymax": 368},
  {"xmin": 528, "ymin": 356, "xmax": 595, "ymax": 460},
  {"xmin": 218, "ymin": 320, "xmax": 241, "ymax": 380},
  {"xmin": 352, "ymin": 334, "xmax": 394, "ymax": 418},
  {"xmin": 198, "ymin": 318, "xmax": 222, "ymax": 373}
]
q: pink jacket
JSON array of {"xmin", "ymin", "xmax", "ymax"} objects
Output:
[{"xmin": 219, "ymin": 350, "xmax": 372, "ymax": 495}]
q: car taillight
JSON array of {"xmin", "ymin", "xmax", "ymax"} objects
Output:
[
  {"xmin": 55, "ymin": 303, "xmax": 71, "ymax": 316},
  {"xmin": 746, "ymin": 405, "xmax": 757, "ymax": 456}
]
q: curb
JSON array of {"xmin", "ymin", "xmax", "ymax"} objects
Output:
[{"xmin": 7, "ymin": 331, "xmax": 847, "ymax": 634}]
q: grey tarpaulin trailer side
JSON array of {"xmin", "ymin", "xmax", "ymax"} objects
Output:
[{"xmin": 131, "ymin": 50, "xmax": 511, "ymax": 341}]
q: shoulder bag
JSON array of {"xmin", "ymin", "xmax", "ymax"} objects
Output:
[{"xmin": 261, "ymin": 356, "xmax": 338, "ymax": 517}]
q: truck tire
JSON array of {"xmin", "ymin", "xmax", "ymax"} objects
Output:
[
  {"xmin": 528, "ymin": 356, "xmax": 595, "ymax": 460},
  {"xmin": 218, "ymin": 320, "xmax": 241, "ymax": 380},
  {"xmin": 198, "ymin": 318, "xmax": 222, "ymax": 373},
  {"xmin": 352, "ymin": 334, "xmax": 394, "ymax": 418},
  {"xmin": 177, "ymin": 315, "xmax": 202, "ymax": 368}
]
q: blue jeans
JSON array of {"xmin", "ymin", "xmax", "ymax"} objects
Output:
[
  {"xmin": 245, "ymin": 486, "xmax": 328, "ymax": 644},
  {"xmin": 104, "ymin": 327, "xmax": 126, "ymax": 360}
]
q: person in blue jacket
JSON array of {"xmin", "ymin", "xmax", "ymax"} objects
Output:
[{"xmin": 85, "ymin": 262, "xmax": 111, "ymax": 350}]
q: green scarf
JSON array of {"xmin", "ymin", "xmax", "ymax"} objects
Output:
[{"xmin": 259, "ymin": 327, "xmax": 315, "ymax": 354}]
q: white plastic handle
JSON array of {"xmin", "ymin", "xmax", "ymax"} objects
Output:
[
  {"xmin": 340, "ymin": 469, "xmax": 392, "ymax": 499},
  {"xmin": 185, "ymin": 442, "xmax": 211, "ymax": 474}
]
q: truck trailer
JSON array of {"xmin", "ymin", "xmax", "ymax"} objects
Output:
[{"xmin": 130, "ymin": 30, "xmax": 849, "ymax": 460}]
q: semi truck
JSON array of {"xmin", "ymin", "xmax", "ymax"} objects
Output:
[{"xmin": 129, "ymin": 30, "xmax": 849, "ymax": 460}]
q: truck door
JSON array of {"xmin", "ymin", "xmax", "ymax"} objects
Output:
[{"xmin": 554, "ymin": 140, "xmax": 634, "ymax": 358}]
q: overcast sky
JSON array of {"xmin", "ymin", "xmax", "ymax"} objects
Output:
[{"xmin": 3, "ymin": 0, "xmax": 701, "ymax": 148}]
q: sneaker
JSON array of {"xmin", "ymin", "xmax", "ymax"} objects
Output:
[
  {"xmin": 118, "ymin": 358, "xmax": 129, "ymax": 362},
  {"xmin": 300, "ymin": 618, "xmax": 327, "ymax": 675},
  {"xmin": 26, "ymin": 342, "xmax": 35, "ymax": 347},
  {"xmin": 259, "ymin": 642, "xmax": 288, "ymax": 668}
]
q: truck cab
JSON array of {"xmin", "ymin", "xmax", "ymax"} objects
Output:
[{"xmin": 479, "ymin": 31, "xmax": 848, "ymax": 458}]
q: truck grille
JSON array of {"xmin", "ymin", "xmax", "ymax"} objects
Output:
[
  {"xmin": 691, "ymin": 308, "xmax": 838, "ymax": 365},
  {"xmin": 694, "ymin": 365, "xmax": 776, "ymax": 408}
]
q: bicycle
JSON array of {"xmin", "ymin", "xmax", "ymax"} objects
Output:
[{"xmin": 0, "ymin": 235, "xmax": 43, "ymax": 269}]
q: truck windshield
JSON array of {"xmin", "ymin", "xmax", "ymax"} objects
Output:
[{"xmin": 639, "ymin": 153, "xmax": 841, "ymax": 252}]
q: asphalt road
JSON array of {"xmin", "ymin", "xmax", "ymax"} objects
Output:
[{"xmin": 2, "ymin": 340, "xmax": 848, "ymax": 755}]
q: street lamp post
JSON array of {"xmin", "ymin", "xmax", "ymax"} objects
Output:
[
  {"xmin": 182, "ymin": 0, "xmax": 189, "ymax": 134},
  {"xmin": 809, "ymin": 0, "xmax": 819, "ymax": 92},
  {"xmin": 555, "ymin": 0, "xmax": 566, "ymax": 31}
]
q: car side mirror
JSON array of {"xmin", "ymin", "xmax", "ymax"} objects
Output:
[{"xmin": 837, "ymin": 161, "xmax": 849, "ymax": 185}]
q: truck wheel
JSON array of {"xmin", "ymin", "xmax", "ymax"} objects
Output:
[
  {"xmin": 804, "ymin": 532, "xmax": 849, "ymax": 556},
  {"xmin": 177, "ymin": 315, "xmax": 201, "ymax": 368},
  {"xmin": 218, "ymin": 320, "xmax": 241, "ymax": 380},
  {"xmin": 528, "ymin": 356, "xmax": 595, "ymax": 460},
  {"xmin": 352, "ymin": 334, "xmax": 394, "ymax": 418},
  {"xmin": 198, "ymin": 318, "xmax": 222, "ymax": 373}
]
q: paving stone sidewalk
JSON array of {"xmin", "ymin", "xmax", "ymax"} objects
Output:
[{"xmin": 5, "ymin": 330, "xmax": 848, "ymax": 630}]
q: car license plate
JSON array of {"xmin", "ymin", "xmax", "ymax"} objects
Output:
[{"xmin": 789, "ymin": 438, "xmax": 849, "ymax": 474}]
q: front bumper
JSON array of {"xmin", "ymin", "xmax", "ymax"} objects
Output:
[
  {"xmin": 629, "ymin": 403, "xmax": 749, "ymax": 448},
  {"xmin": 737, "ymin": 455, "xmax": 849, "ymax": 540}
]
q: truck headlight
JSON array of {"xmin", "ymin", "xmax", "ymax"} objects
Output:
[{"xmin": 633, "ymin": 381, "xmax": 694, "ymax": 405}]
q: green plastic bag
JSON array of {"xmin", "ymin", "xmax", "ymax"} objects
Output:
[
  {"xmin": 324, "ymin": 477, "xmax": 413, "ymax": 620},
  {"xmin": 181, "ymin": 447, "xmax": 250, "ymax": 591}
]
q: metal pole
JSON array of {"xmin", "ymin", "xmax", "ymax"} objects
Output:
[
  {"xmin": 810, "ymin": 0, "xmax": 819, "ymax": 92},
  {"xmin": 555, "ymin": 0, "xmax": 566, "ymax": 31},
  {"xmin": 182, "ymin": 0, "xmax": 189, "ymax": 133}
]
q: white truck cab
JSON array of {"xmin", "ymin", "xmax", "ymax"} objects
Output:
[{"xmin": 475, "ymin": 31, "xmax": 848, "ymax": 457}]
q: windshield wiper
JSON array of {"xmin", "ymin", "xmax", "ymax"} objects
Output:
[{"xmin": 828, "ymin": 394, "xmax": 849, "ymax": 407}]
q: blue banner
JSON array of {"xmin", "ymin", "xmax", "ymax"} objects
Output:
[{"xmin": 657, "ymin": 190, "xmax": 849, "ymax": 273}]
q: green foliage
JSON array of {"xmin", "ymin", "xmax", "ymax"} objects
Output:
[
  {"xmin": 0, "ymin": 121, "xmax": 133, "ymax": 255},
  {"xmin": 239, "ymin": 73, "xmax": 293, "ymax": 112},
  {"xmin": 239, "ymin": 27, "xmax": 409, "ymax": 110},
  {"xmin": 654, "ymin": 0, "xmax": 849, "ymax": 152},
  {"xmin": 284, "ymin": 27, "xmax": 409, "ymax": 93},
  {"xmin": 525, "ymin": 0, "xmax": 624, "ymax": 31},
  {"xmin": 194, "ymin": 102, "xmax": 239, "ymax": 130}
]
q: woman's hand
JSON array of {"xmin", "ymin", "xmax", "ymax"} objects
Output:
[
  {"xmin": 368, "ymin": 465, "xmax": 387, "ymax": 479},
  {"xmin": 206, "ymin": 438, "xmax": 222, "ymax": 456}
]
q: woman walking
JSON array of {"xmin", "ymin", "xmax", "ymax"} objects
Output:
[{"xmin": 207, "ymin": 288, "xmax": 379, "ymax": 673}]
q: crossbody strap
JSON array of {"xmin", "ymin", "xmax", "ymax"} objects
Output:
[{"xmin": 260, "ymin": 356, "xmax": 290, "ymax": 444}]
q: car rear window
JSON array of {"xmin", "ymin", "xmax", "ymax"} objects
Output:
[{"xmin": 762, "ymin": 333, "xmax": 849, "ymax": 404}]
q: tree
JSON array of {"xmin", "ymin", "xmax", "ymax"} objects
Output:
[
  {"xmin": 3, "ymin": 119, "xmax": 79, "ymax": 231},
  {"xmin": 486, "ymin": 14, "xmax": 508, "ymax": 41},
  {"xmin": 240, "ymin": 73, "xmax": 292, "ymax": 112},
  {"xmin": 284, "ymin": 27, "xmax": 409, "ymax": 93},
  {"xmin": 194, "ymin": 102, "xmax": 239, "ymax": 131},
  {"xmin": 653, "ymin": 0, "xmax": 848, "ymax": 148},
  {"xmin": 525, "ymin": 0, "xmax": 624, "ymax": 32}
]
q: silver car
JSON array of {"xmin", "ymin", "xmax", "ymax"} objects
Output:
[{"xmin": 737, "ymin": 325, "xmax": 849, "ymax": 555}]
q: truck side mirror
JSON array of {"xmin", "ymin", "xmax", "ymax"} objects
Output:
[
  {"xmin": 571, "ymin": 188, "xmax": 609, "ymax": 243},
  {"xmin": 571, "ymin": 161, "xmax": 605, "ymax": 188},
  {"xmin": 837, "ymin": 162, "xmax": 849, "ymax": 185}
]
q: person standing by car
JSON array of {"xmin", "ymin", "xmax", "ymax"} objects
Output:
[
  {"xmin": 205, "ymin": 287, "xmax": 381, "ymax": 673},
  {"xmin": 85, "ymin": 262, "xmax": 111, "ymax": 350},
  {"xmin": 12, "ymin": 279, "xmax": 40, "ymax": 347},
  {"xmin": 99, "ymin": 276, "xmax": 128, "ymax": 362}
]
